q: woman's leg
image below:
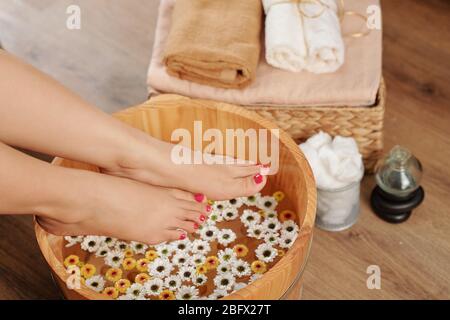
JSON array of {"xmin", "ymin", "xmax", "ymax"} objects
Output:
[{"xmin": 0, "ymin": 51, "xmax": 268, "ymax": 200}]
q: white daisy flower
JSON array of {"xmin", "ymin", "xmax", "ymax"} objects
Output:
[
  {"xmin": 257, "ymin": 195, "xmax": 278, "ymax": 211},
  {"xmin": 95, "ymin": 244, "xmax": 110, "ymax": 258},
  {"xmin": 130, "ymin": 241, "xmax": 148, "ymax": 255},
  {"xmin": 217, "ymin": 228, "xmax": 236, "ymax": 246},
  {"xmin": 104, "ymin": 249, "xmax": 125, "ymax": 268},
  {"xmin": 192, "ymin": 274, "xmax": 207, "ymax": 287},
  {"xmin": 164, "ymin": 275, "xmax": 182, "ymax": 291},
  {"xmin": 217, "ymin": 248, "xmax": 237, "ymax": 264},
  {"xmin": 208, "ymin": 288, "xmax": 229, "ymax": 300},
  {"xmin": 264, "ymin": 209, "xmax": 278, "ymax": 219},
  {"xmin": 155, "ymin": 243, "xmax": 175, "ymax": 259},
  {"xmin": 191, "ymin": 239, "xmax": 211, "ymax": 256},
  {"xmin": 222, "ymin": 207, "xmax": 239, "ymax": 221},
  {"xmin": 242, "ymin": 193, "xmax": 261, "ymax": 206},
  {"xmin": 64, "ymin": 236, "xmax": 83, "ymax": 247},
  {"xmin": 208, "ymin": 211, "xmax": 223, "ymax": 224},
  {"xmin": 85, "ymin": 275, "xmax": 105, "ymax": 292},
  {"xmin": 262, "ymin": 218, "xmax": 281, "ymax": 233},
  {"xmin": 171, "ymin": 238, "xmax": 192, "ymax": 253},
  {"xmin": 126, "ymin": 283, "xmax": 146, "ymax": 300},
  {"xmin": 178, "ymin": 265, "xmax": 195, "ymax": 282},
  {"xmin": 281, "ymin": 220, "xmax": 299, "ymax": 234},
  {"xmin": 263, "ymin": 232, "xmax": 279, "ymax": 246},
  {"xmin": 102, "ymin": 236, "xmax": 117, "ymax": 248},
  {"xmin": 255, "ymin": 243, "xmax": 278, "ymax": 263},
  {"xmin": 226, "ymin": 198, "xmax": 244, "ymax": 208},
  {"xmin": 148, "ymin": 257, "xmax": 173, "ymax": 278},
  {"xmin": 213, "ymin": 273, "xmax": 235, "ymax": 291},
  {"xmin": 144, "ymin": 278, "xmax": 164, "ymax": 296},
  {"xmin": 240, "ymin": 209, "xmax": 261, "ymax": 227},
  {"xmin": 212, "ymin": 200, "xmax": 230, "ymax": 211},
  {"xmin": 249, "ymin": 273, "xmax": 263, "ymax": 283},
  {"xmin": 217, "ymin": 263, "xmax": 232, "ymax": 274},
  {"xmin": 247, "ymin": 224, "xmax": 265, "ymax": 239},
  {"xmin": 114, "ymin": 240, "xmax": 129, "ymax": 251},
  {"xmin": 172, "ymin": 251, "xmax": 192, "ymax": 266},
  {"xmin": 116, "ymin": 294, "xmax": 135, "ymax": 300},
  {"xmin": 199, "ymin": 225, "xmax": 218, "ymax": 242},
  {"xmin": 279, "ymin": 232, "xmax": 298, "ymax": 249},
  {"xmin": 192, "ymin": 253, "xmax": 206, "ymax": 266},
  {"xmin": 233, "ymin": 282, "xmax": 248, "ymax": 292},
  {"xmin": 176, "ymin": 285, "xmax": 199, "ymax": 300},
  {"xmin": 231, "ymin": 259, "xmax": 251, "ymax": 277},
  {"xmin": 81, "ymin": 235, "xmax": 101, "ymax": 253}
]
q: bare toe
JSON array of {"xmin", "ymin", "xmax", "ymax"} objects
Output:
[{"xmin": 164, "ymin": 229, "xmax": 187, "ymax": 241}]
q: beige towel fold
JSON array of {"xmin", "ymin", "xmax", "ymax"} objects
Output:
[{"xmin": 163, "ymin": 0, "xmax": 262, "ymax": 89}]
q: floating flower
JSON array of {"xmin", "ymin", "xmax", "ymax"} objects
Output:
[
  {"xmin": 231, "ymin": 259, "xmax": 251, "ymax": 277},
  {"xmin": 256, "ymin": 196, "xmax": 278, "ymax": 211},
  {"xmin": 208, "ymin": 211, "xmax": 223, "ymax": 224},
  {"xmin": 102, "ymin": 286, "xmax": 119, "ymax": 299},
  {"xmin": 242, "ymin": 193, "xmax": 260, "ymax": 206},
  {"xmin": 114, "ymin": 278, "xmax": 131, "ymax": 293},
  {"xmin": 63, "ymin": 255, "xmax": 79, "ymax": 268},
  {"xmin": 208, "ymin": 288, "xmax": 228, "ymax": 300},
  {"xmin": 130, "ymin": 241, "xmax": 148, "ymax": 255},
  {"xmin": 196, "ymin": 264, "xmax": 208, "ymax": 275},
  {"xmin": 116, "ymin": 293, "xmax": 135, "ymax": 300},
  {"xmin": 145, "ymin": 249, "xmax": 158, "ymax": 261},
  {"xmin": 172, "ymin": 252, "xmax": 192, "ymax": 266},
  {"xmin": 102, "ymin": 237, "xmax": 117, "ymax": 248},
  {"xmin": 164, "ymin": 275, "xmax": 182, "ymax": 291},
  {"xmin": 205, "ymin": 256, "xmax": 219, "ymax": 269},
  {"xmin": 279, "ymin": 210, "xmax": 297, "ymax": 222},
  {"xmin": 95, "ymin": 245, "xmax": 110, "ymax": 258},
  {"xmin": 263, "ymin": 232, "xmax": 279, "ymax": 246},
  {"xmin": 135, "ymin": 273, "xmax": 150, "ymax": 285},
  {"xmin": 216, "ymin": 263, "xmax": 231, "ymax": 275},
  {"xmin": 279, "ymin": 232, "xmax": 298, "ymax": 249},
  {"xmin": 172, "ymin": 238, "xmax": 192, "ymax": 253},
  {"xmin": 240, "ymin": 209, "xmax": 261, "ymax": 227},
  {"xmin": 105, "ymin": 268, "xmax": 122, "ymax": 282},
  {"xmin": 105, "ymin": 250, "xmax": 125, "ymax": 268},
  {"xmin": 227, "ymin": 198, "xmax": 243, "ymax": 208},
  {"xmin": 64, "ymin": 236, "xmax": 83, "ymax": 248},
  {"xmin": 155, "ymin": 243, "xmax": 174, "ymax": 259},
  {"xmin": 262, "ymin": 218, "xmax": 281, "ymax": 233},
  {"xmin": 123, "ymin": 248, "xmax": 134, "ymax": 258},
  {"xmin": 85, "ymin": 275, "xmax": 105, "ymax": 292},
  {"xmin": 217, "ymin": 248, "xmax": 237, "ymax": 264},
  {"xmin": 144, "ymin": 277, "xmax": 164, "ymax": 296},
  {"xmin": 281, "ymin": 220, "xmax": 299, "ymax": 234},
  {"xmin": 80, "ymin": 264, "xmax": 96, "ymax": 279},
  {"xmin": 136, "ymin": 258, "xmax": 150, "ymax": 272},
  {"xmin": 192, "ymin": 254, "xmax": 206, "ymax": 266},
  {"xmin": 199, "ymin": 225, "xmax": 218, "ymax": 242},
  {"xmin": 191, "ymin": 239, "xmax": 211, "ymax": 256},
  {"xmin": 213, "ymin": 274, "xmax": 235, "ymax": 291},
  {"xmin": 114, "ymin": 241, "xmax": 128, "ymax": 251},
  {"xmin": 250, "ymin": 260, "xmax": 267, "ymax": 274},
  {"xmin": 249, "ymin": 273, "xmax": 263, "ymax": 283},
  {"xmin": 265, "ymin": 210, "xmax": 278, "ymax": 219},
  {"xmin": 222, "ymin": 207, "xmax": 239, "ymax": 221},
  {"xmin": 81, "ymin": 235, "xmax": 101, "ymax": 253},
  {"xmin": 217, "ymin": 229, "xmax": 236, "ymax": 246},
  {"xmin": 122, "ymin": 257, "xmax": 136, "ymax": 271},
  {"xmin": 212, "ymin": 200, "xmax": 229, "ymax": 211},
  {"xmin": 273, "ymin": 191, "xmax": 285, "ymax": 202},
  {"xmin": 278, "ymin": 249, "xmax": 286, "ymax": 257},
  {"xmin": 178, "ymin": 265, "xmax": 196, "ymax": 282},
  {"xmin": 159, "ymin": 289, "xmax": 175, "ymax": 300},
  {"xmin": 126, "ymin": 283, "xmax": 145, "ymax": 300},
  {"xmin": 247, "ymin": 224, "xmax": 265, "ymax": 239},
  {"xmin": 193, "ymin": 274, "xmax": 207, "ymax": 287},
  {"xmin": 255, "ymin": 243, "xmax": 277, "ymax": 263},
  {"xmin": 176, "ymin": 285, "xmax": 199, "ymax": 300},
  {"xmin": 148, "ymin": 258, "xmax": 173, "ymax": 278},
  {"xmin": 233, "ymin": 244, "xmax": 249, "ymax": 258}
]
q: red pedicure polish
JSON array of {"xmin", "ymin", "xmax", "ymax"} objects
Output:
[
  {"xmin": 200, "ymin": 214, "xmax": 206, "ymax": 222},
  {"xmin": 194, "ymin": 193, "xmax": 205, "ymax": 203},
  {"xmin": 262, "ymin": 164, "xmax": 270, "ymax": 168},
  {"xmin": 194, "ymin": 223, "xmax": 199, "ymax": 229},
  {"xmin": 179, "ymin": 233, "xmax": 186, "ymax": 240},
  {"xmin": 206, "ymin": 205, "xmax": 212, "ymax": 213},
  {"xmin": 254, "ymin": 174, "xmax": 263, "ymax": 184}
]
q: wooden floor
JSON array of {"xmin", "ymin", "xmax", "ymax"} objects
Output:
[{"xmin": 0, "ymin": 0, "xmax": 449, "ymax": 299}]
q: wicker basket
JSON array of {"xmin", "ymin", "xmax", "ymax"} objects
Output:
[{"xmin": 246, "ymin": 79, "xmax": 386, "ymax": 173}]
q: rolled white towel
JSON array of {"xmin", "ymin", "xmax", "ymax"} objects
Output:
[
  {"xmin": 262, "ymin": 0, "xmax": 308, "ymax": 72},
  {"xmin": 302, "ymin": 0, "xmax": 345, "ymax": 73}
]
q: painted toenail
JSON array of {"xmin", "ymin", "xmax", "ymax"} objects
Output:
[
  {"xmin": 206, "ymin": 205, "xmax": 212, "ymax": 213},
  {"xmin": 194, "ymin": 223, "xmax": 199, "ymax": 229},
  {"xmin": 200, "ymin": 214, "xmax": 206, "ymax": 222},
  {"xmin": 179, "ymin": 233, "xmax": 186, "ymax": 240},
  {"xmin": 194, "ymin": 193, "xmax": 205, "ymax": 203},
  {"xmin": 254, "ymin": 174, "xmax": 263, "ymax": 184}
]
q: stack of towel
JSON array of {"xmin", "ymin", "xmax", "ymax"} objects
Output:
[{"xmin": 148, "ymin": 0, "xmax": 382, "ymax": 108}]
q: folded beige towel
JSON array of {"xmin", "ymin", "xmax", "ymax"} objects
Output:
[
  {"xmin": 149, "ymin": 0, "xmax": 382, "ymax": 107},
  {"xmin": 163, "ymin": 0, "xmax": 262, "ymax": 89}
]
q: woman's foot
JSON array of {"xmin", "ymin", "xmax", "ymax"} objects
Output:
[
  {"xmin": 37, "ymin": 170, "xmax": 211, "ymax": 244},
  {"xmin": 104, "ymin": 134, "xmax": 270, "ymax": 200}
]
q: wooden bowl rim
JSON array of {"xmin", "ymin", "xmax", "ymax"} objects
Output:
[{"xmin": 34, "ymin": 96, "xmax": 316, "ymax": 300}]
